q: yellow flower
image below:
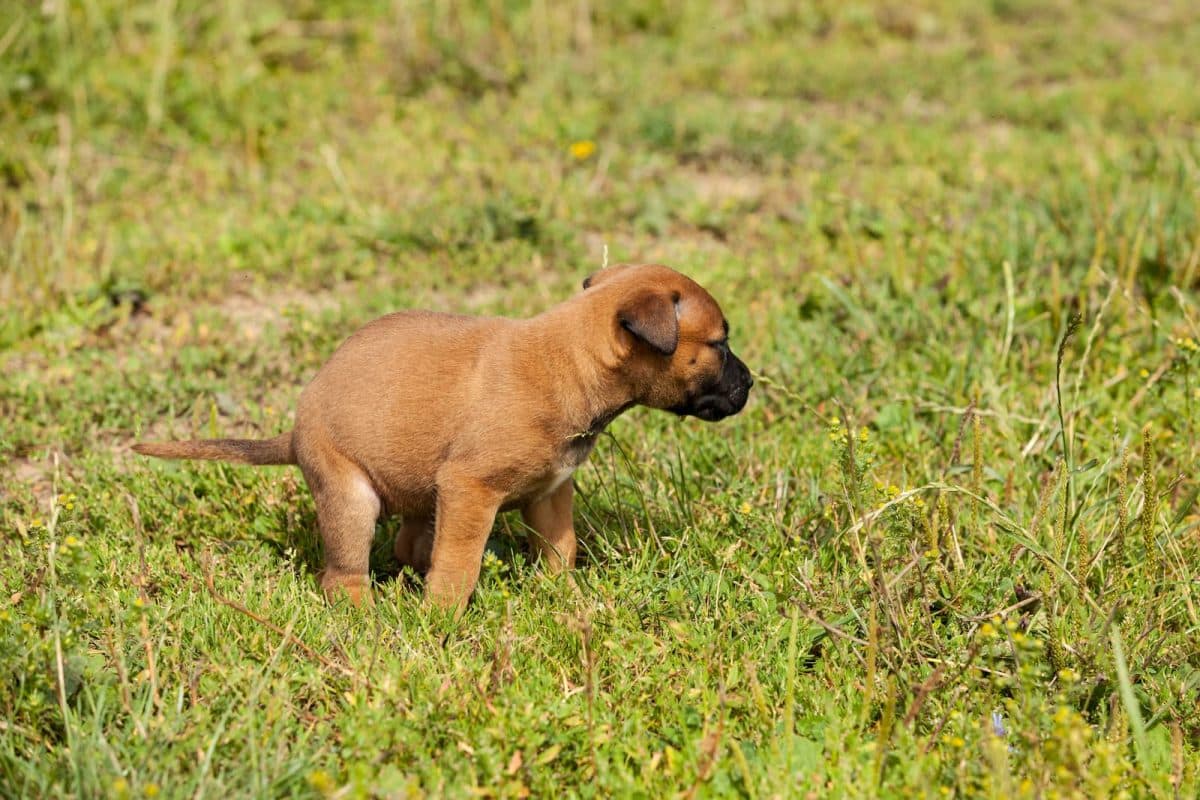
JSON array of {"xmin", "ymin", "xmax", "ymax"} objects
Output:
[
  {"xmin": 739, "ymin": 501, "xmax": 752, "ymax": 515},
  {"xmin": 941, "ymin": 733, "xmax": 965, "ymax": 748},
  {"xmin": 307, "ymin": 770, "xmax": 335, "ymax": 794},
  {"xmin": 569, "ymin": 140, "xmax": 596, "ymax": 160},
  {"xmin": 1139, "ymin": 368, "xmax": 1150, "ymax": 378},
  {"xmin": 144, "ymin": 783, "xmax": 160, "ymax": 798}
]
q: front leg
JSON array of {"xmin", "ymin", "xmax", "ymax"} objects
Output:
[
  {"xmin": 424, "ymin": 472, "xmax": 504, "ymax": 614},
  {"xmin": 521, "ymin": 478, "xmax": 577, "ymax": 574}
]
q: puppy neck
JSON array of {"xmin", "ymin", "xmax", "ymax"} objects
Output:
[
  {"xmin": 526, "ymin": 294, "xmax": 643, "ymax": 438},
  {"xmin": 566, "ymin": 401, "xmax": 634, "ymax": 442}
]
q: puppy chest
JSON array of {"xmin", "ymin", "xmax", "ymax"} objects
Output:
[
  {"xmin": 561, "ymin": 434, "xmax": 598, "ymax": 468},
  {"xmin": 521, "ymin": 439, "xmax": 596, "ymax": 501},
  {"xmin": 544, "ymin": 465, "xmax": 576, "ymax": 495}
]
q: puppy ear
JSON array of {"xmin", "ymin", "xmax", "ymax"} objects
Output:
[{"xmin": 618, "ymin": 291, "xmax": 679, "ymax": 356}]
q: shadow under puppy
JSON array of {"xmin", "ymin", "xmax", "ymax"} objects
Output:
[{"xmin": 134, "ymin": 264, "xmax": 753, "ymax": 612}]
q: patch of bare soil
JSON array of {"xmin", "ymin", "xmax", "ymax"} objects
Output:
[
  {"xmin": 1, "ymin": 452, "xmax": 65, "ymax": 511},
  {"xmin": 211, "ymin": 276, "xmax": 344, "ymax": 340},
  {"xmin": 685, "ymin": 168, "xmax": 766, "ymax": 205}
]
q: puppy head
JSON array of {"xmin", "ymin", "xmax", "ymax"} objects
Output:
[{"xmin": 582, "ymin": 264, "xmax": 752, "ymax": 422}]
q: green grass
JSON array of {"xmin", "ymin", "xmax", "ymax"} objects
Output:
[{"xmin": 2, "ymin": 0, "xmax": 1200, "ymax": 796}]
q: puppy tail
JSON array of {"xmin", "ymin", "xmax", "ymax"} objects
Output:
[{"xmin": 133, "ymin": 431, "xmax": 296, "ymax": 466}]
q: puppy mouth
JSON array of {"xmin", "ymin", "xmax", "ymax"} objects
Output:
[
  {"xmin": 667, "ymin": 356, "xmax": 754, "ymax": 422},
  {"xmin": 691, "ymin": 396, "xmax": 737, "ymax": 421},
  {"xmin": 668, "ymin": 387, "xmax": 750, "ymax": 422}
]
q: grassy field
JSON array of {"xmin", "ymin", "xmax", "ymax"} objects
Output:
[{"xmin": 3, "ymin": 0, "xmax": 1200, "ymax": 796}]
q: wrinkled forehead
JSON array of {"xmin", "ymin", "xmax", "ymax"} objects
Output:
[
  {"xmin": 660, "ymin": 271, "xmax": 729, "ymax": 342},
  {"xmin": 677, "ymin": 289, "xmax": 728, "ymax": 341}
]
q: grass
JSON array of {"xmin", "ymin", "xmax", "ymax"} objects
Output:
[{"xmin": 2, "ymin": 0, "xmax": 1200, "ymax": 796}]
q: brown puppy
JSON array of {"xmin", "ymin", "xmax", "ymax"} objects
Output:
[{"xmin": 134, "ymin": 264, "xmax": 752, "ymax": 611}]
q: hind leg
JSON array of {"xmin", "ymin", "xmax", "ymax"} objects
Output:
[
  {"xmin": 521, "ymin": 479, "xmax": 576, "ymax": 574},
  {"xmin": 393, "ymin": 512, "xmax": 434, "ymax": 574},
  {"xmin": 298, "ymin": 443, "xmax": 381, "ymax": 606}
]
